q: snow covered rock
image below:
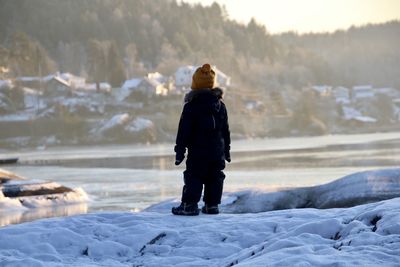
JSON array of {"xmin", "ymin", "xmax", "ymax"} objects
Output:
[
  {"xmin": 91, "ymin": 114, "xmax": 156, "ymax": 143},
  {"xmin": 148, "ymin": 168, "xmax": 400, "ymax": 214},
  {"xmin": 0, "ymin": 168, "xmax": 88, "ymax": 212},
  {"xmin": 312, "ymin": 168, "xmax": 400, "ymax": 208}
]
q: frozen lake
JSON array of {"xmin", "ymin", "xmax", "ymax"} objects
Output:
[{"xmin": 1, "ymin": 132, "xmax": 400, "ymax": 225}]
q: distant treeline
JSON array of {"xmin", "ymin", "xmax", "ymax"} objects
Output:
[{"xmin": 0, "ymin": 0, "xmax": 399, "ymax": 91}]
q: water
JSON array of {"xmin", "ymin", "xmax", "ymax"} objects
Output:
[{"xmin": 1, "ymin": 132, "xmax": 400, "ymax": 225}]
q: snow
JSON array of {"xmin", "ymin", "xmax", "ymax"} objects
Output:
[
  {"xmin": 147, "ymin": 168, "xmax": 400, "ymax": 213},
  {"xmin": 16, "ymin": 74, "xmax": 54, "ymax": 83},
  {"xmin": 59, "ymin": 72, "xmax": 86, "ymax": 88},
  {"xmin": 125, "ymin": 117, "xmax": 154, "ymax": 133},
  {"xmin": 0, "ymin": 197, "xmax": 399, "ymax": 266},
  {"xmin": 1, "ymin": 168, "xmax": 88, "ymax": 212},
  {"xmin": 118, "ymin": 78, "xmax": 143, "ymax": 101},
  {"xmin": 92, "ymin": 114, "xmax": 154, "ymax": 136},
  {"xmin": 0, "ymin": 181, "xmax": 88, "ymax": 211},
  {"xmin": 52, "ymin": 76, "xmax": 70, "ymax": 87},
  {"xmin": 95, "ymin": 113, "xmax": 130, "ymax": 134},
  {"xmin": 122, "ymin": 79, "xmax": 142, "ymax": 90},
  {"xmin": 0, "ymin": 168, "xmax": 399, "ymax": 266},
  {"xmin": 0, "ymin": 79, "xmax": 12, "ymax": 89},
  {"xmin": 342, "ymin": 106, "xmax": 377, "ymax": 122}
]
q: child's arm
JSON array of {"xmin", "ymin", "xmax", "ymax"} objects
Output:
[
  {"xmin": 222, "ymin": 103, "xmax": 231, "ymax": 162},
  {"xmin": 174, "ymin": 103, "xmax": 193, "ymax": 165}
]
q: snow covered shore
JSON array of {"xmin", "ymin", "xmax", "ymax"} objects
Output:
[
  {"xmin": 0, "ymin": 197, "xmax": 399, "ymax": 266},
  {"xmin": 0, "ymin": 169, "xmax": 400, "ymax": 266}
]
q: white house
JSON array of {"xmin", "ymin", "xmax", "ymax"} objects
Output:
[
  {"xmin": 0, "ymin": 80, "xmax": 12, "ymax": 90},
  {"xmin": 373, "ymin": 87, "xmax": 400, "ymax": 98},
  {"xmin": 123, "ymin": 77, "xmax": 168, "ymax": 101},
  {"xmin": 147, "ymin": 72, "xmax": 166, "ymax": 84},
  {"xmin": 45, "ymin": 76, "xmax": 71, "ymax": 97},
  {"xmin": 23, "ymin": 87, "xmax": 42, "ymax": 109},
  {"xmin": 352, "ymin": 85, "xmax": 374, "ymax": 101},
  {"xmin": 175, "ymin": 66, "xmax": 197, "ymax": 87},
  {"xmin": 214, "ymin": 67, "xmax": 231, "ymax": 88},
  {"xmin": 137, "ymin": 77, "xmax": 168, "ymax": 96},
  {"xmin": 332, "ymin": 86, "xmax": 350, "ymax": 104},
  {"xmin": 311, "ymin": 85, "xmax": 332, "ymax": 97},
  {"xmin": 58, "ymin": 72, "xmax": 86, "ymax": 89}
]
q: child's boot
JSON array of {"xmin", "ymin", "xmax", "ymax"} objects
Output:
[
  {"xmin": 172, "ymin": 202, "xmax": 200, "ymax": 216},
  {"xmin": 201, "ymin": 204, "xmax": 219, "ymax": 214}
]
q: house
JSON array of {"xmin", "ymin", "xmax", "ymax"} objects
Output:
[
  {"xmin": 175, "ymin": 65, "xmax": 231, "ymax": 89},
  {"xmin": 59, "ymin": 72, "xmax": 86, "ymax": 89},
  {"xmin": 118, "ymin": 78, "xmax": 143, "ymax": 101},
  {"xmin": 311, "ymin": 85, "xmax": 332, "ymax": 97},
  {"xmin": 147, "ymin": 72, "xmax": 166, "ymax": 84},
  {"xmin": 0, "ymin": 80, "xmax": 12, "ymax": 90},
  {"xmin": 45, "ymin": 76, "xmax": 71, "ymax": 97},
  {"xmin": 77, "ymin": 82, "xmax": 111, "ymax": 93},
  {"xmin": 23, "ymin": 87, "xmax": 42, "ymax": 109},
  {"xmin": 136, "ymin": 77, "xmax": 168, "ymax": 96},
  {"xmin": 332, "ymin": 86, "xmax": 350, "ymax": 104},
  {"xmin": 15, "ymin": 75, "xmax": 54, "ymax": 90},
  {"xmin": 175, "ymin": 66, "xmax": 197, "ymax": 88},
  {"xmin": 214, "ymin": 67, "xmax": 231, "ymax": 88},
  {"xmin": 124, "ymin": 77, "xmax": 168, "ymax": 101},
  {"xmin": 373, "ymin": 87, "xmax": 400, "ymax": 98},
  {"xmin": 352, "ymin": 85, "xmax": 374, "ymax": 101}
]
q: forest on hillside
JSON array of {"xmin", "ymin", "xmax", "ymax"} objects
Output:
[{"xmin": 1, "ymin": 0, "xmax": 399, "ymax": 92}]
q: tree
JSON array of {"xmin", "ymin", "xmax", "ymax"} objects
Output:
[
  {"xmin": 107, "ymin": 41, "xmax": 126, "ymax": 87},
  {"xmin": 9, "ymin": 32, "xmax": 56, "ymax": 77},
  {"xmin": 86, "ymin": 39, "xmax": 107, "ymax": 90}
]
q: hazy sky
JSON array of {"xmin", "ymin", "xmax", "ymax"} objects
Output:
[{"xmin": 181, "ymin": 0, "xmax": 400, "ymax": 33}]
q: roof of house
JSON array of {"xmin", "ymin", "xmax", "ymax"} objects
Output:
[
  {"xmin": 51, "ymin": 76, "xmax": 70, "ymax": 87},
  {"xmin": 121, "ymin": 78, "xmax": 142, "ymax": 90}
]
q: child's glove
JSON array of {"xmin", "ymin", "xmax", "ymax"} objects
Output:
[
  {"xmin": 175, "ymin": 153, "xmax": 185, "ymax": 165},
  {"xmin": 225, "ymin": 150, "xmax": 231, "ymax": 163}
]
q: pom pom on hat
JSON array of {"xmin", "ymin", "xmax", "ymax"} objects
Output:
[{"xmin": 191, "ymin": 63, "xmax": 215, "ymax": 89}]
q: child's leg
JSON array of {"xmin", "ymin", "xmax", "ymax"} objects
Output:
[
  {"xmin": 181, "ymin": 169, "xmax": 203, "ymax": 204},
  {"xmin": 203, "ymin": 161, "xmax": 225, "ymax": 206}
]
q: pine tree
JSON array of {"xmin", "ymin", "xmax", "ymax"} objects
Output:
[
  {"xmin": 87, "ymin": 39, "xmax": 107, "ymax": 90},
  {"xmin": 107, "ymin": 41, "xmax": 126, "ymax": 87}
]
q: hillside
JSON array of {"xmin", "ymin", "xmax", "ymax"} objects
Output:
[{"xmin": 1, "ymin": 0, "xmax": 399, "ymax": 90}]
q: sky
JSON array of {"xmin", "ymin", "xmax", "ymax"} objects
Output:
[{"xmin": 181, "ymin": 0, "xmax": 400, "ymax": 34}]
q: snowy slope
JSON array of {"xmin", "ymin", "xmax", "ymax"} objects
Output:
[{"xmin": 0, "ymin": 197, "xmax": 399, "ymax": 266}]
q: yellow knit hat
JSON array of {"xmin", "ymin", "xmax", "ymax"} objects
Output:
[{"xmin": 191, "ymin": 63, "xmax": 215, "ymax": 89}]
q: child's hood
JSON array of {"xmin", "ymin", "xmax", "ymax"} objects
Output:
[{"xmin": 184, "ymin": 88, "xmax": 223, "ymax": 113}]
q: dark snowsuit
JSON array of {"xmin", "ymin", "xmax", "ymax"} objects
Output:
[{"xmin": 175, "ymin": 88, "xmax": 231, "ymax": 206}]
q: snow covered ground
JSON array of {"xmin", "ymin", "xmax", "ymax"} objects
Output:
[{"xmin": 0, "ymin": 169, "xmax": 400, "ymax": 266}]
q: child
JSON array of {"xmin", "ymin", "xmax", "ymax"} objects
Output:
[{"xmin": 172, "ymin": 63, "xmax": 231, "ymax": 216}]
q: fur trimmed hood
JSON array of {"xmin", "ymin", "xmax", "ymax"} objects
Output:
[{"xmin": 184, "ymin": 87, "xmax": 224, "ymax": 103}]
